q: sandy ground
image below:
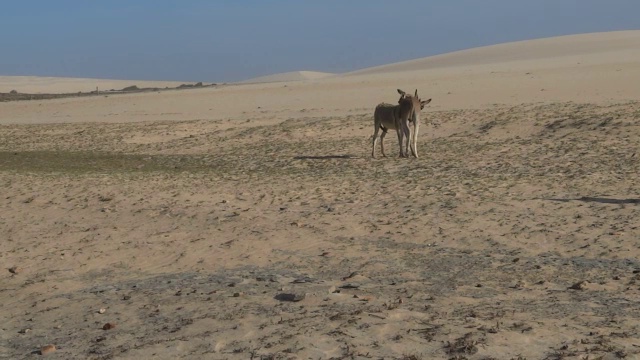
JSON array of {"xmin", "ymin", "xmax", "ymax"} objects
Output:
[
  {"xmin": 2, "ymin": 31, "xmax": 640, "ymax": 359},
  {"xmin": 239, "ymin": 71, "xmax": 336, "ymax": 84}
]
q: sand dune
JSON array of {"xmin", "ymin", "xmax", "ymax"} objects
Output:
[
  {"xmin": 239, "ymin": 70, "xmax": 335, "ymax": 84},
  {"xmin": 2, "ymin": 30, "xmax": 639, "ymax": 96},
  {"xmin": 2, "ymin": 31, "xmax": 640, "ymax": 359},
  {"xmin": 348, "ymin": 30, "xmax": 640, "ymax": 75}
]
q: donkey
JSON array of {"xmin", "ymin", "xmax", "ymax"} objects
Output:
[
  {"xmin": 399, "ymin": 89, "xmax": 432, "ymax": 158},
  {"xmin": 371, "ymin": 89, "xmax": 431, "ymax": 158}
]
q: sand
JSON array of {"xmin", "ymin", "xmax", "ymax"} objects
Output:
[
  {"xmin": 239, "ymin": 71, "xmax": 335, "ymax": 84},
  {"xmin": 1, "ymin": 30, "xmax": 640, "ymax": 359}
]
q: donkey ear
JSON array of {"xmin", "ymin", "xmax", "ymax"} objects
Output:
[
  {"xmin": 397, "ymin": 89, "xmax": 406, "ymax": 96},
  {"xmin": 414, "ymin": 89, "xmax": 418, "ymax": 97},
  {"xmin": 422, "ymin": 98, "xmax": 432, "ymax": 106}
]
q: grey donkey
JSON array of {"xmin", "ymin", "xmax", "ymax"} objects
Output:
[{"xmin": 371, "ymin": 89, "xmax": 432, "ymax": 158}]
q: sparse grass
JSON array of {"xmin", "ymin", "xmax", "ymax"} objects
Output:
[
  {"xmin": 443, "ymin": 333, "xmax": 484, "ymax": 356},
  {"xmin": 0, "ymin": 151, "xmax": 217, "ymax": 174}
]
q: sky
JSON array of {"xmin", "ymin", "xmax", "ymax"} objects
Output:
[{"xmin": 1, "ymin": 1, "xmax": 638, "ymax": 83}]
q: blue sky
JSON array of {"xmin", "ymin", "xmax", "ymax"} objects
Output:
[{"xmin": 1, "ymin": 1, "xmax": 638, "ymax": 82}]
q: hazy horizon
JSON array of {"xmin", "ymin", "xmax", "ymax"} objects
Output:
[{"xmin": 1, "ymin": 1, "xmax": 638, "ymax": 83}]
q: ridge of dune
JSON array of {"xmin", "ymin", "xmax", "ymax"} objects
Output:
[
  {"xmin": 346, "ymin": 30, "xmax": 640, "ymax": 75},
  {"xmin": 238, "ymin": 71, "xmax": 335, "ymax": 84}
]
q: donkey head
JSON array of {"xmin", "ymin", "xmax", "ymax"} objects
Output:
[{"xmin": 397, "ymin": 89, "xmax": 432, "ymax": 110}]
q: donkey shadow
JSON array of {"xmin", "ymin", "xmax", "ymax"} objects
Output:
[
  {"xmin": 293, "ymin": 155, "xmax": 355, "ymax": 160},
  {"xmin": 544, "ymin": 196, "xmax": 640, "ymax": 204}
]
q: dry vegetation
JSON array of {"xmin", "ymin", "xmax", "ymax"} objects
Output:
[
  {"xmin": 0, "ymin": 82, "xmax": 214, "ymax": 102},
  {"xmin": 2, "ymin": 100, "xmax": 640, "ymax": 359}
]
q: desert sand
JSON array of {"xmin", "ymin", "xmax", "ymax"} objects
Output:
[
  {"xmin": 239, "ymin": 71, "xmax": 335, "ymax": 84},
  {"xmin": 1, "ymin": 31, "xmax": 640, "ymax": 359}
]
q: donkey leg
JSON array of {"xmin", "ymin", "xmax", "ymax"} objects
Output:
[
  {"xmin": 410, "ymin": 119, "xmax": 419, "ymax": 158},
  {"xmin": 371, "ymin": 125, "xmax": 380, "ymax": 158},
  {"xmin": 380, "ymin": 129, "xmax": 388, "ymax": 157},
  {"xmin": 401, "ymin": 121, "xmax": 411, "ymax": 158},
  {"xmin": 396, "ymin": 129, "xmax": 405, "ymax": 157}
]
